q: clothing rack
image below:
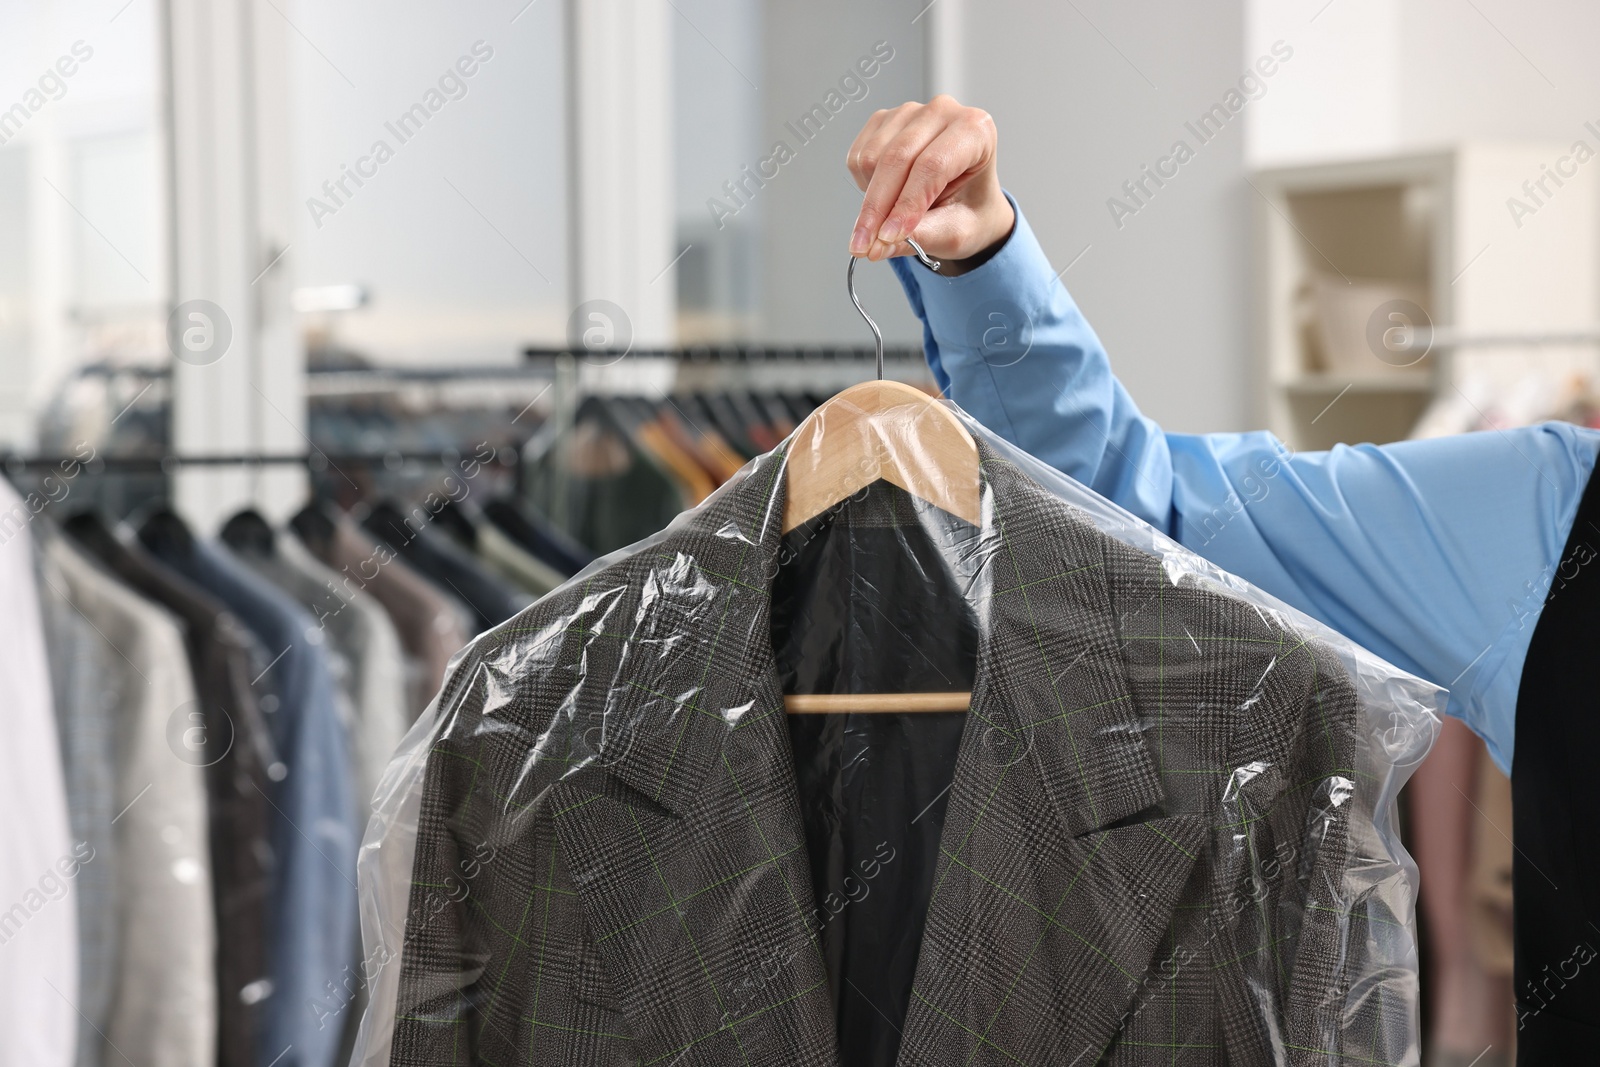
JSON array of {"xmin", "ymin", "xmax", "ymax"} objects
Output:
[
  {"xmin": 0, "ymin": 449, "xmax": 528, "ymax": 525},
  {"xmin": 13, "ymin": 351, "xmax": 927, "ymax": 477},
  {"xmin": 66, "ymin": 345, "xmax": 926, "ymax": 380},
  {"xmin": 521, "ymin": 343, "xmax": 926, "ymax": 364},
  {"xmin": 306, "ymin": 346, "xmax": 930, "ymax": 397},
  {"xmin": 0, "ymin": 450, "xmax": 522, "ymax": 473},
  {"xmin": 20, "ymin": 347, "xmax": 935, "ymax": 525},
  {"xmin": 1419, "ymin": 327, "xmax": 1600, "ymax": 350},
  {"xmin": 63, "ymin": 346, "xmax": 930, "ymax": 405}
]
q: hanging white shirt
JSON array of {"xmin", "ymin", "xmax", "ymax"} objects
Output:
[{"xmin": 0, "ymin": 479, "xmax": 78, "ymax": 1067}]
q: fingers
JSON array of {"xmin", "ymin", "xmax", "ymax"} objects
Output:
[
  {"xmin": 847, "ymin": 97, "xmax": 998, "ymax": 261},
  {"xmin": 875, "ymin": 124, "xmax": 986, "ymax": 252},
  {"xmin": 845, "ymin": 100, "xmax": 922, "ymax": 189},
  {"xmin": 845, "ymin": 108, "xmax": 895, "ymax": 191},
  {"xmin": 874, "ymin": 201, "xmax": 982, "ymax": 264},
  {"xmin": 850, "ymin": 102, "xmax": 953, "ymax": 254}
]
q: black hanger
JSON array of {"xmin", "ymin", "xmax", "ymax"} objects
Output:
[
  {"xmin": 753, "ymin": 391, "xmax": 798, "ymax": 435},
  {"xmin": 676, "ymin": 394, "xmax": 724, "ymax": 446},
  {"xmin": 430, "ymin": 499, "xmax": 480, "ymax": 548},
  {"xmin": 61, "ymin": 509, "xmax": 122, "ymax": 559},
  {"xmin": 364, "ymin": 500, "xmax": 420, "ymax": 550},
  {"xmin": 568, "ymin": 393, "xmax": 645, "ymax": 451},
  {"xmin": 573, "ymin": 393, "xmax": 633, "ymax": 435},
  {"xmin": 135, "ymin": 505, "xmax": 197, "ymax": 558},
  {"xmin": 289, "ymin": 499, "xmax": 342, "ymax": 556},
  {"xmin": 623, "ymin": 396, "xmax": 661, "ymax": 427},
  {"xmin": 696, "ymin": 392, "xmax": 758, "ymax": 458},
  {"xmin": 600, "ymin": 395, "xmax": 646, "ymax": 434},
  {"xmin": 727, "ymin": 391, "xmax": 769, "ymax": 439},
  {"xmin": 220, "ymin": 508, "xmax": 276, "ymax": 556}
]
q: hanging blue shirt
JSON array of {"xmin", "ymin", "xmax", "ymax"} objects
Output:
[
  {"xmin": 890, "ymin": 195, "xmax": 1600, "ymax": 775},
  {"xmin": 141, "ymin": 526, "xmax": 360, "ymax": 1067}
]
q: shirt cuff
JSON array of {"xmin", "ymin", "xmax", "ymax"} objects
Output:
[{"xmin": 889, "ymin": 191, "xmax": 1062, "ymax": 385}]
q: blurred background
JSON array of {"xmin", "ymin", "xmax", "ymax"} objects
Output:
[{"xmin": 7, "ymin": 0, "xmax": 1598, "ymax": 1063}]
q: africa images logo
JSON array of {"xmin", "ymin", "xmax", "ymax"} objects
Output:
[{"xmin": 167, "ymin": 300, "xmax": 233, "ymax": 366}]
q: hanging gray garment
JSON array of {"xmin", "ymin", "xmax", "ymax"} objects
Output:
[
  {"xmin": 36, "ymin": 541, "xmax": 118, "ymax": 1067},
  {"xmin": 38, "ymin": 528, "xmax": 216, "ymax": 1067},
  {"xmin": 240, "ymin": 532, "xmax": 410, "ymax": 818},
  {"xmin": 298, "ymin": 518, "xmax": 471, "ymax": 719}
]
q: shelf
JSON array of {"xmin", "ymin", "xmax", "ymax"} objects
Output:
[
  {"xmin": 1255, "ymin": 144, "xmax": 1600, "ymax": 450},
  {"xmin": 1280, "ymin": 373, "xmax": 1434, "ymax": 394}
]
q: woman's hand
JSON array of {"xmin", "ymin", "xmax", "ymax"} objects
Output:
[{"xmin": 846, "ymin": 95, "xmax": 1015, "ymax": 275}]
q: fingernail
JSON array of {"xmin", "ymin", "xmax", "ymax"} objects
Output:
[
  {"xmin": 850, "ymin": 225, "xmax": 871, "ymax": 255},
  {"xmin": 877, "ymin": 218, "xmax": 904, "ymax": 244}
]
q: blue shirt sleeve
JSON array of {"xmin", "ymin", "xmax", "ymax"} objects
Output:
[{"xmin": 890, "ymin": 194, "xmax": 1600, "ymax": 774}]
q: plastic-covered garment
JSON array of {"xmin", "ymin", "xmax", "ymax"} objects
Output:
[{"xmin": 349, "ymin": 393, "xmax": 1440, "ymax": 1067}]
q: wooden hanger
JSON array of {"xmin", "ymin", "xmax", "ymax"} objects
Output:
[
  {"xmin": 781, "ymin": 378, "xmax": 980, "ymax": 532},
  {"xmin": 784, "ymin": 691, "xmax": 971, "ymax": 713},
  {"xmin": 781, "ymin": 243, "xmax": 978, "ymax": 715}
]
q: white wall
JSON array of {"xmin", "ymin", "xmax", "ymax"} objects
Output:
[
  {"xmin": 756, "ymin": 0, "xmax": 929, "ymax": 346},
  {"xmin": 941, "ymin": 0, "xmax": 1600, "ymax": 436},
  {"xmin": 287, "ymin": 0, "xmax": 568, "ymax": 365},
  {"xmin": 672, "ymin": 0, "xmax": 763, "ymax": 338},
  {"xmin": 1396, "ymin": 0, "xmax": 1600, "ymax": 146},
  {"xmin": 1250, "ymin": 0, "xmax": 1600, "ymax": 166},
  {"xmin": 0, "ymin": 0, "xmax": 165, "ymax": 449},
  {"xmin": 1246, "ymin": 0, "xmax": 1402, "ymax": 167},
  {"xmin": 955, "ymin": 0, "xmax": 1256, "ymax": 433}
]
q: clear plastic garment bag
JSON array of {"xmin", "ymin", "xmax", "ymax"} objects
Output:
[{"xmin": 349, "ymin": 250, "xmax": 1438, "ymax": 1066}]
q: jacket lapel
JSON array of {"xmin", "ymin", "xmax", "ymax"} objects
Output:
[
  {"xmin": 549, "ymin": 451, "xmax": 842, "ymax": 1066},
  {"xmin": 895, "ymin": 456, "xmax": 1207, "ymax": 1065}
]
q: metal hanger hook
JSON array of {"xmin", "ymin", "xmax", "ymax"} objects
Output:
[
  {"xmin": 848, "ymin": 238, "xmax": 941, "ymax": 380},
  {"xmin": 905, "ymin": 237, "xmax": 941, "ymax": 272}
]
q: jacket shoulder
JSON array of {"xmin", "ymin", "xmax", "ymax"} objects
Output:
[{"xmin": 1095, "ymin": 526, "xmax": 1362, "ymax": 784}]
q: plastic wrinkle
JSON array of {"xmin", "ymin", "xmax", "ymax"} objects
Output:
[{"xmin": 348, "ymin": 398, "xmax": 1442, "ymax": 1067}]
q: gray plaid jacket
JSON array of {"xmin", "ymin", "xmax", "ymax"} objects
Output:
[{"xmin": 389, "ymin": 442, "xmax": 1405, "ymax": 1066}]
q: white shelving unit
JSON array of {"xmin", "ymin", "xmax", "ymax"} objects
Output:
[{"xmin": 1253, "ymin": 144, "xmax": 1600, "ymax": 451}]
